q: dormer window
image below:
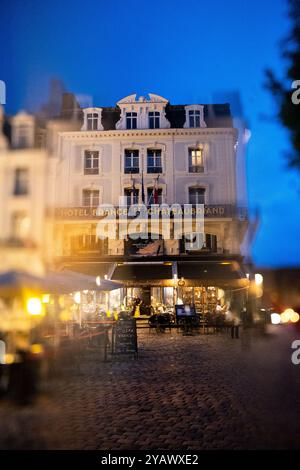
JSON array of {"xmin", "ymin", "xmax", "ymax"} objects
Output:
[
  {"xmin": 184, "ymin": 105, "xmax": 206, "ymax": 129},
  {"xmin": 126, "ymin": 112, "xmax": 137, "ymax": 129},
  {"xmin": 87, "ymin": 113, "xmax": 99, "ymax": 130},
  {"xmin": 189, "ymin": 110, "xmax": 200, "ymax": 128},
  {"xmin": 81, "ymin": 108, "xmax": 103, "ymax": 131},
  {"xmin": 149, "ymin": 111, "xmax": 160, "ymax": 129},
  {"xmin": 11, "ymin": 111, "xmax": 35, "ymax": 148},
  {"xmin": 116, "ymin": 94, "xmax": 170, "ymax": 130}
]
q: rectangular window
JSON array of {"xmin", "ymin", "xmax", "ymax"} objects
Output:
[
  {"xmin": 147, "ymin": 187, "xmax": 162, "ymax": 205},
  {"xmin": 188, "ymin": 187, "xmax": 205, "ymax": 204},
  {"xmin": 124, "ymin": 187, "xmax": 139, "ymax": 205},
  {"xmin": 126, "ymin": 112, "xmax": 137, "ymax": 129},
  {"xmin": 189, "ymin": 110, "xmax": 201, "ymax": 128},
  {"xmin": 11, "ymin": 210, "xmax": 30, "ymax": 240},
  {"xmin": 124, "ymin": 149, "xmax": 139, "ymax": 174},
  {"xmin": 13, "ymin": 168, "xmax": 29, "ymax": 196},
  {"xmin": 205, "ymin": 234, "xmax": 217, "ymax": 252},
  {"xmin": 149, "ymin": 111, "xmax": 160, "ymax": 129},
  {"xmin": 70, "ymin": 234, "xmax": 108, "ymax": 254},
  {"xmin": 17, "ymin": 125, "xmax": 31, "ymax": 148},
  {"xmin": 82, "ymin": 189, "xmax": 100, "ymax": 207},
  {"xmin": 188, "ymin": 148, "xmax": 204, "ymax": 173},
  {"xmin": 87, "ymin": 113, "xmax": 99, "ymax": 130},
  {"xmin": 84, "ymin": 150, "xmax": 99, "ymax": 175},
  {"xmin": 147, "ymin": 149, "xmax": 162, "ymax": 173}
]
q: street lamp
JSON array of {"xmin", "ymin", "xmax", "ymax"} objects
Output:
[{"xmin": 255, "ymin": 273, "xmax": 263, "ymax": 286}]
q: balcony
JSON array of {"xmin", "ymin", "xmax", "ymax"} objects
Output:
[
  {"xmin": 188, "ymin": 165, "xmax": 204, "ymax": 173},
  {"xmin": 147, "ymin": 167, "xmax": 162, "ymax": 174}
]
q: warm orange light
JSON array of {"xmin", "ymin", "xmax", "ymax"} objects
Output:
[
  {"xmin": 281, "ymin": 308, "xmax": 296, "ymax": 323},
  {"xmin": 4, "ymin": 354, "xmax": 14, "ymax": 364},
  {"xmin": 256, "ymin": 286, "xmax": 263, "ymax": 298},
  {"xmin": 281, "ymin": 310, "xmax": 291, "ymax": 323},
  {"xmin": 255, "ymin": 273, "xmax": 263, "ymax": 285},
  {"xmin": 42, "ymin": 294, "xmax": 50, "ymax": 303},
  {"xmin": 59, "ymin": 309, "xmax": 71, "ymax": 322},
  {"xmin": 291, "ymin": 311, "xmax": 300, "ymax": 323},
  {"xmin": 74, "ymin": 292, "xmax": 81, "ymax": 304},
  {"xmin": 30, "ymin": 343, "xmax": 44, "ymax": 355},
  {"xmin": 27, "ymin": 297, "xmax": 43, "ymax": 316}
]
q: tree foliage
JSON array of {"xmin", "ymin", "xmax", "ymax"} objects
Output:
[{"xmin": 266, "ymin": 0, "xmax": 300, "ymax": 169}]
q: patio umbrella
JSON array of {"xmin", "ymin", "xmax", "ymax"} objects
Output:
[
  {"xmin": 51, "ymin": 270, "xmax": 123, "ymax": 292},
  {"xmin": 0, "ymin": 270, "xmax": 66, "ymax": 297},
  {"xmin": 0, "ymin": 270, "xmax": 123, "ymax": 299}
]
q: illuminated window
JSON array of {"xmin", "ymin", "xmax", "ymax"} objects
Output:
[
  {"xmin": 124, "ymin": 150, "xmax": 139, "ymax": 173},
  {"xmin": 13, "ymin": 168, "xmax": 29, "ymax": 195},
  {"xmin": 82, "ymin": 189, "xmax": 99, "ymax": 206},
  {"xmin": 188, "ymin": 148, "xmax": 204, "ymax": 173},
  {"xmin": 126, "ymin": 112, "xmax": 137, "ymax": 129},
  {"xmin": 11, "ymin": 210, "xmax": 30, "ymax": 240},
  {"xmin": 149, "ymin": 111, "xmax": 160, "ymax": 129},
  {"xmin": 84, "ymin": 150, "xmax": 99, "ymax": 175}
]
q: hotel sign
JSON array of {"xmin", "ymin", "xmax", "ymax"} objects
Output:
[{"xmin": 54, "ymin": 205, "xmax": 235, "ymax": 220}]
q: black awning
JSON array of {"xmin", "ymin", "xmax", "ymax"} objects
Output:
[
  {"xmin": 177, "ymin": 261, "xmax": 244, "ymax": 280},
  {"xmin": 61, "ymin": 263, "xmax": 114, "ymax": 278},
  {"xmin": 111, "ymin": 263, "xmax": 173, "ymax": 282}
]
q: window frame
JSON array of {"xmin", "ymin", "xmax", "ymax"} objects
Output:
[
  {"xmin": 13, "ymin": 168, "xmax": 29, "ymax": 196},
  {"xmin": 124, "ymin": 149, "xmax": 140, "ymax": 174},
  {"xmin": 189, "ymin": 109, "xmax": 201, "ymax": 128},
  {"xmin": 82, "ymin": 189, "xmax": 100, "ymax": 207},
  {"xmin": 124, "ymin": 187, "xmax": 140, "ymax": 205},
  {"xmin": 86, "ymin": 113, "xmax": 99, "ymax": 131},
  {"xmin": 147, "ymin": 149, "xmax": 163, "ymax": 174},
  {"xmin": 188, "ymin": 187, "xmax": 206, "ymax": 205},
  {"xmin": 184, "ymin": 105, "xmax": 206, "ymax": 129},
  {"xmin": 84, "ymin": 150, "xmax": 99, "ymax": 175},
  {"xmin": 188, "ymin": 147, "xmax": 204, "ymax": 173},
  {"xmin": 148, "ymin": 111, "xmax": 160, "ymax": 129},
  {"xmin": 126, "ymin": 112, "xmax": 138, "ymax": 130}
]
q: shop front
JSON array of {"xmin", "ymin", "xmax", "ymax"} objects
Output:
[{"xmin": 109, "ymin": 258, "xmax": 249, "ymax": 318}]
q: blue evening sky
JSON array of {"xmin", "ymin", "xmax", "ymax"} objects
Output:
[{"xmin": 1, "ymin": 0, "xmax": 299, "ymax": 268}]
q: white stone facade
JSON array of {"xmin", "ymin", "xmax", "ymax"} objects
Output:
[{"xmin": 50, "ymin": 93, "xmax": 247, "ymax": 261}]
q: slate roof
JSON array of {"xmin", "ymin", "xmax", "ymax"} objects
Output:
[{"xmin": 100, "ymin": 102, "xmax": 233, "ymax": 130}]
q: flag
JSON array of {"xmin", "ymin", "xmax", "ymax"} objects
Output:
[
  {"xmin": 136, "ymin": 239, "xmax": 163, "ymax": 256},
  {"xmin": 153, "ymin": 176, "xmax": 159, "ymax": 204},
  {"xmin": 132, "ymin": 179, "xmax": 138, "ymax": 204},
  {"xmin": 141, "ymin": 171, "xmax": 145, "ymax": 204}
]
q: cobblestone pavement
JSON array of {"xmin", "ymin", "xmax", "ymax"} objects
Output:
[{"xmin": 1, "ymin": 325, "xmax": 300, "ymax": 450}]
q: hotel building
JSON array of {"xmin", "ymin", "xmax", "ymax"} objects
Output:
[{"xmin": 47, "ymin": 93, "xmax": 249, "ymax": 313}]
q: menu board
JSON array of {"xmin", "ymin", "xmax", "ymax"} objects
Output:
[
  {"xmin": 112, "ymin": 319, "xmax": 138, "ymax": 357},
  {"xmin": 175, "ymin": 304, "xmax": 197, "ymax": 317}
]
